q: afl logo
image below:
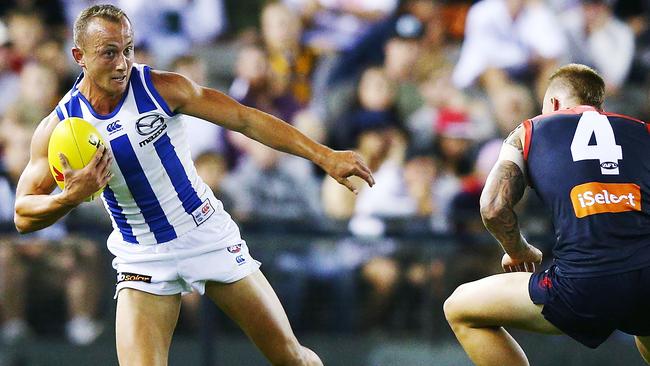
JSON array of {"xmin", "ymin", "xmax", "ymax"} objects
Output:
[
  {"xmin": 136, "ymin": 114, "xmax": 165, "ymax": 136},
  {"xmin": 227, "ymin": 244, "xmax": 242, "ymax": 254},
  {"xmin": 601, "ymin": 162, "xmax": 618, "ymax": 170}
]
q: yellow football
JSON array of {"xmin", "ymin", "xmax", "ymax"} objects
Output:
[{"xmin": 47, "ymin": 117, "xmax": 106, "ymax": 201}]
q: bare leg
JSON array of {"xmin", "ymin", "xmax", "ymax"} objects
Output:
[
  {"xmin": 115, "ymin": 289, "xmax": 181, "ymax": 366},
  {"xmin": 636, "ymin": 336, "xmax": 650, "ymax": 365},
  {"xmin": 444, "ymin": 272, "xmax": 561, "ymax": 366},
  {"xmin": 205, "ymin": 270, "xmax": 322, "ymax": 366}
]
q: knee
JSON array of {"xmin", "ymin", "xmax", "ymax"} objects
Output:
[
  {"xmin": 271, "ymin": 342, "xmax": 322, "ymax": 366},
  {"xmin": 636, "ymin": 337, "xmax": 650, "ymax": 365},
  {"xmin": 443, "ymin": 283, "xmax": 472, "ymax": 326}
]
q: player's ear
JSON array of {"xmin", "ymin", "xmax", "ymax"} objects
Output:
[
  {"xmin": 72, "ymin": 47, "xmax": 85, "ymax": 67},
  {"xmin": 551, "ymin": 97, "xmax": 560, "ymax": 111}
]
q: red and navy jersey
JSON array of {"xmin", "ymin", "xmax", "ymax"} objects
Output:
[{"xmin": 524, "ymin": 106, "xmax": 650, "ymax": 277}]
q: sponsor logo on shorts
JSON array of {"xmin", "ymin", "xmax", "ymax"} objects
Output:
[
  {"xmin": 236, "ymin": 255, "xmax": 245, "ymax": 265},
  {"xmin": 539, "ymin": 275, "xmax": 552, "ymax": 289},
  {"xmin": 117, "ymin": 272, "xmax": 152, "ymax": 284},
  {"xmin": 570, "ymin": 182, "xmax": 641, "ymax": 218},
  {"xmin": 227, "ymin": 244, "xmax": 242, "ymax": 254}
]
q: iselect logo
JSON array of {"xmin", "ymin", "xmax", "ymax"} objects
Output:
[{"xmin": 570, "ymin": 182, "xmax": 641, "ymax": 218}]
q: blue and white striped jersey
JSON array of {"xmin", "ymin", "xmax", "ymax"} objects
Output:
[{"xmin": 54, "ymin": 63, "xmax": 232, "ymax": 245}]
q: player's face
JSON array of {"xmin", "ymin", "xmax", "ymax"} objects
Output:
[{"xmin": 77, "ymin": 17, "xmax": 134, "ymax": 96}]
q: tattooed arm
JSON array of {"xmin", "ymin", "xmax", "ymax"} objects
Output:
[{"xmin": 480, "ymin": 124, "xmax": 542, "ymax": 272}]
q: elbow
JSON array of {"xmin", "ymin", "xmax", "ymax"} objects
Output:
[
  {"xmin": 479, "ymin": 194, "xmax": 507, "ymax": 224},
  {"xmin": 14, "ymin": 215, "xmax": 32, "ymax": 234},
  {"xmin": 479, "ymin": 205, "xmax": 502, "ymax": 224},
  {"xmin": 13, "ymin": 207, "xmax": 35, "ymax": 234}
]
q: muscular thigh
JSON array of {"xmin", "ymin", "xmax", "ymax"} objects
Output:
[
  {"xmin": 451, "ymin": 272, "xmax": 562, "ymax": 334},
  {"xmin": 115, "ymin": 288, "xmax": 181, "ymax": 365},
  {"xmin": 205, "ymin": 270, "xmax": 299, "ymax": 353}
]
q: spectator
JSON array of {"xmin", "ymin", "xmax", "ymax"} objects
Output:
[
  {"xmin": 225, "ymin": 44, "xmax": 302, "ymax": 168},
  {"xmin": 321, "ymin": 125, "xmax": 378, "ymax": 220},
  {"xmin": 229, "ymin": 45, "xmax": 301, "ymax": 123},
  {"xmin": 475, "ymin": 82, "xmax": 535, "ymax": 184},
  {"xmin": 33, "ymin": 39, "xmax": 77, "ymax": 95},
  {"xmin": 452, "ymin": 0, "xmax": 567, "ymax": 99},
  {"xmin": 329, "ymin": 67, "xmax": 399, "ymax": 150},
  {"xmin": 430, "ymin": 109, "xmax": 478, "ymax": 233},
  {"xmin": 1, "ymin": 62, "xmax": 60, "ymax": 131},
  {"xmin": 326, "ymin": 14, "xmax": 424, "ymax": 127},
  {"xmin": 412, "ymin": 2, "xmax": 453, "ymax": 83},
  {"xmin": 407, "ymin": 66, "xmax": 493, "ymax": 154},
  {"xmin": 0, "ymin": 1, "xmax": 65, "ymax": 29},
  {"xmin": 325, "ymin": 0, "xmax": 438, "ymax": 87},
  {"xmin": 5, "ymin": 11, "xmax": 47, "ymax": 70},
  {"xmin": 221, "ymin": 139, "xmax": 323, "ymax": 223},
  {"xmin": 262, "ymin": 2, "xmax": 319, "ymax": 106},
  {"xmin": 614, "ymin": 0, "xmax": 650, "ymax": 94},
  {"xmin": 0, "ymin": 37, "xmax": 20, "ymax": 117},
  {"xmin": 561, "ymin": 0, "xmax": 635, "ymax": 94},
  {"xmin": 194, "ymin": 151, "xmax": 232, "ymax": 210},
  {"xmin": 383, "ymin": 15, "xmax": 425, "ymax": 121},
  {"xmin": 283, "ymin": 0, "xmax": 398, "ymax": 52}
]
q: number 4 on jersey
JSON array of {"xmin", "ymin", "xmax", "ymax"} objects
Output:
[{"xmin": 570, "ymin": 111, "xmax": 622, "ymax": 175}]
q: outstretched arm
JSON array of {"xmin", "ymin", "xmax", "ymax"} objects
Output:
[
  {"xmin": 480, "ymin": 124, "xmax": 541, "ymax": 271},
  {"xmin": 14, "ymin": 112, "xmax": 112, "ymax": 233},
  {"xmin": 152, "ymin": 71, "xmax": 375, "ymax": 193}
]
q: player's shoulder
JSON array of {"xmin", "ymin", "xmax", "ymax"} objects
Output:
[
  {"xmin": 598, "ymin": 111, "xmax": 647, "ymax": 126},
  {"xmin": 529, "ymin": 108, "xmax": 583, "ymax": 124},
  {"xmin": 35, "ymin": 110, "xmax": 61, "ymax": 136},
  {"xmin": 147, "ymin": 67, "xmax": 189, "ymax": 88},
  {"xmin": 26, "ymin": 111, "xmax": 61, "ymax": 157},
  {"xmin": 147, "ymin": 67, "xmax": 200, "ymax": 113},
  {"xmin": 530, "ymin": 106, "xmax": 646, "ymax": 126}
]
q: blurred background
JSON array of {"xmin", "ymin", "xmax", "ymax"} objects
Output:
[{"xmin": 0, "ymin": 0, "xmax": 649, "ymax": 365}]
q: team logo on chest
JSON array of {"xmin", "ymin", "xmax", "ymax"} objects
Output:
[{"xmin": 136, "ymin": 113, "xmax": 167, "ymax": 147}]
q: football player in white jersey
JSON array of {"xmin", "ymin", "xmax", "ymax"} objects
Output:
[{"xmin": 13, "ymin": 4, "xmax": 374, "ymax": 366}]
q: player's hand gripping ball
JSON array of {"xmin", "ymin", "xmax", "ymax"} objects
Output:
[{"xmin": 47, "ymin": 117, "xmax": 106, "ymax": 201}]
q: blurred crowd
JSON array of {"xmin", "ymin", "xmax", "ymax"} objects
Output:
[{"xmin": 1, "ymin": 0, "xmax": 649, "ymax": 346}]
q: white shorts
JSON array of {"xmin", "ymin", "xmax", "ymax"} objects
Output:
[{"xmin": 108, "ymin": 218, "xmax": 260, "ymax": 298}]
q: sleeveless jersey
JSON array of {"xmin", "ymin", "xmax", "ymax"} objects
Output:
[
  {"xmin": 524, "ymin": 105, "xmax": 650, "ymax": 277},
  {"xmin": 54, "ymin": 64, "xmax": 235, "ymax": 246}
]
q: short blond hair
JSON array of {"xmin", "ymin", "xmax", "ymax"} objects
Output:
[
  {"xmin": 73, "ymin": 4, "xmax": 130, "ymax": 48},
  {"xmin": 549, "ymin": 64, "xmax": 605, "ymax": 109}
]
